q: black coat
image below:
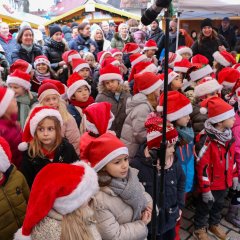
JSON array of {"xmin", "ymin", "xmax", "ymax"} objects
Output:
[
  {"xmin": 218, "ymin": 26, "xmax": 237, "ymax": 50},
  {"xmin": 67, "ymin": 104, "xmax": 82, "ymax": 128},
  {"xmin": 131, "ymin": 143, "xmax": 186, "ymax": 235},
  {"xmin": 21, "ymin": 138, "xmax": 79, "ymax": 188},
  {"xmin": 11, "ymin": 44, "xmax": 42, "ymax": 65}
]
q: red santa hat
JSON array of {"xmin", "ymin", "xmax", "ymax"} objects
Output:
[
  {"xmin": 167, "ymin": 52, "xmax": 183, "ymax": 68},
  {"xmin": 110, "ymin": 48, "xmax": 123, "ymax": 57},
  {"xmin": 200, "ymin": 96, "xmax": 235, "ymax": 123},
  {"xmin": 6, "ymin": 70, "xmax": 31, "ymax": 90},
  {"xmin": 72, "ymin": 58, "xmax": 90, "ymax": 73},
  {"xmin": 233, "ymin": 63, "xmax": 240, "ymax": 72},
  {"xmin": 99, "ymin": 64, "xmax": 123, "ymax": 84},
  {"xmin": 62, "ymin": 50, "xmax": 81, "ymax": 63},
  {"xmin": 167, "ymin": 69, "xmax": 180, "ymax": 85},
  {"xmin": 18, "ymin": 106, "xmax": 63, "ymax": 151},
  {"xmin": 134, "ymin": 72, "xmax": 163, "ymax": 95},
  {"xmin": 33, "ymin": 55, "xmax": 50, "ymax": 69},
  {"xmin": 97, "ymin": 50, "xmax": 112, "ymax": 64},
  {"xmin": 101, "ymin": 57, "xmax": 120, "ymax": 68},
  {"xmin": 213, "ymin": 50, "xmax": 236, "ymax": 67},
  {"xmin": 157, "ymin": 91, "xmax": 193, "ymax": 122},
  {"xmin": 122, "ymin": 43, "xmax": 140, "ymax": 54},
  {"xmin": 67, "ymin": 72, "xmax": 91, "ymax": 99},
  {"xmin": 191, "ymin": 54, "xmax": 209, "ymax": 65},
  {"xmin": 129, "ymin": 53, "xmax": 148, "ymax": 67},
  {"xmin": 0, "ymin": 136, "xmax": 12, "ymax": 172},
  {"xmin": 10, "ymin": 59, "xmax": 32, "ymax": 74},
  {"xmin": 145, "ymin": 114, "xmax": 178, "ymax": 149},
  {"xmin": 38, "ymin": 83, "xmax": 61, "ymax": 103},
  {"xmin": 194, "ymin": 77, "xmax": 222, "ymax": 97},
  {"xmin": 188, "ymin": 63, "xmax": 213, "ymax": 82},
  {"xmin": 143, "ymin": 39, "xmax": 158, "ymax": 51},
  {"xmin": 218, "ymin": 67, "xmax": 239, "ymax": 89},
  {"xmin": 0, "ymin": 87, "xmax": 15, "ymax": 118},
  {"xmin": 136, "ymin": 61, "xmax": 158, "ymax": 74},
  {"xmin": 86, "ymin": 133, "xmax": 128, "ymax": 172},
  {"xmin": 42, "ymin": 79, "xmax": 67, "ymax": 97},
  {"xmin": 176, "ymin": 46, "xmax": 193, "ymax": 57},
  {"xmin": 14, "ymin": 161, "xmax": 99, "ymax": 240},
  {"xmin": 174, "ymin": 59, "xmax": 192, "ymax": 73}
]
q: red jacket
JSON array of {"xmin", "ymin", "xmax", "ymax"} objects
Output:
[{"xmin": 196, "ymin": 132, "xmax": 237, "ymax": 193}]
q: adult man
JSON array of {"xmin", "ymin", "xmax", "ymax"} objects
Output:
[
  {"xmin": 101, "ymin": 21, "xmax": 114, "ymax": 41},
  {"xmin": 0, "ymin": 22, "xmax": 16, "ymax": 64},
  {"xmin": 218, "ymin": 17, "xmax": 236, "ymax": 51}
]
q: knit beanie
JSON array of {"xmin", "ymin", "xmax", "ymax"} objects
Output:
[
  {"xmin": 49, "ymin": 25, "xmax": 62, "ymax": 38},
  {"xmin": 201, "ymin": 18, "xmax": 213, "ymax": 29}
]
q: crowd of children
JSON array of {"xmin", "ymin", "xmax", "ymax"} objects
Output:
[{"xmin": 0, "ymin": 25, "xmax": 240, "ymax": 240}]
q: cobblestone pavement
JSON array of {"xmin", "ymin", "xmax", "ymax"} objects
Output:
[{"xmin": 180, "ymin": 197, "xmax": 240, "ymax": 240}]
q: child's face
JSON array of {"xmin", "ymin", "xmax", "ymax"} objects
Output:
[
  {"xmin": 85, "ymin": 57, "xmax": 94, "ymax": 67},
  {"xmin": 114, "ymin": 54, "xmax": 123, "ymax": 62},
  {"xmin": 4, "ymin": 98, "xmax": 18, "ymax": 118},
  {"xmin": 36, "ymin": 118, "xmax": 56, "ymax": 150},
  {"xmin": 52, "ymin": 31, "xmax": 63, "ymax": 42},
  {"xmin": 165, "ymin": 143, "xmax": 175, "ymax": 160},
  {"xmin": 104, "ymin": 154, "xmax": 129, "ymax": 179},
  {"xmin": 222, "ymin": 117, "xmax": 235, "ymax": 129},
  {"xmin": 171, "ymin": 76, "xmax": 183, "ymax": 91},
  {"xmin": 78, "ymin": 68, "xmax": 90, "ymax": 79},
  {"xmin": 176, "ymin": 115, "xmax": 190, "ymax": 127},
  {"xmin": 181, "ymin": 53, "xmax": 191, "ymax": 59},
  {"xmin": 41, "ymin": 94, "xmax": 59, "ymax": 109},
  {"xmin": 36, "ymin": 63, "xmax": 48, "ymax": 74},
  {"xmin": 9, "ymin": 83, "xmax": 26, "ymax": 97},
  {"xmin": 73, "ymin": 86, "xmax": 90, "ymax": 102},
  {"xmin": 104, "ymin": 80, "xmax": 119, "ymax": 93},
  {"xmin": 145, "ymin": 49, "xmax": 156, "ymax": 58}
]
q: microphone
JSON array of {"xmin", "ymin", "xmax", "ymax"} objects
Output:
[{"xmin": 141, "ymin": 0, "xmax": 172, "ymax": 26}]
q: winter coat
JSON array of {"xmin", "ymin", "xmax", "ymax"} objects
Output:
[
  {"xmin": 0, "ymin": 165, "xmax": 29, "ymax": 240},
  {"xmin": 96, "ymin": 84, "xmax": 131, "ymax": 138},
  {"xmin": 121, "ymin": 93, "xmax": 154, "ymax": 160},
  {"xmin": 21, "ymin": 138, "xmax": 79, "ymax": 188},
  {"xmin": 195, "ymin": 130, "xmax": 236, "ymax": 193},
  {"xmin": 0, "ymin": 118, "xmax": 23, "ymax": 169},
  {"xmin": 131, "ymin": 143, "xmax": 186, "ymax": 235},
  {"xmin": 218, "ymin": 26, "xmax": 237, "ymax": 50},
  {"xmin": 11, "ymin": 44, "xmax": 42, "ymax": 65},
  {"xmin": 147, "ymin": 28, "xmax": 164, "ymax": 59},
  {"xmin": 0, "ymin": 34, "xmax": 17, "ymax": 64},
  {"xmin": 111, "ymin": 33, "xmax": 134, "ymax": 51},
  {"xmin": 191, "ymin": 34, "xmax": 229, "ymax": 66},
  {"xmin": 90, "ymin": 168, "xmax": 151, "ymax": 240}
]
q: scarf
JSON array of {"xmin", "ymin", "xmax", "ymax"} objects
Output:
[
  {"xmin": 176, "ymin": 126, "xmax": 194, "ymax": 144},
  {"xmin": 50, "ymin": 39, "xmax": 65, "ymax": 51},
  {"xmin": 34, "ymin": 70, "xmax": 50, "ymax": 83},
  {"xmin": 204, "ymin": 120, "xmax": 232, "ymax": 143},
  {"xmin": 70, "ymin": 96, "xmax": 94, "ymax": 110},
  {"xmin": 120, "ymin": 33, "xmax": 129, "ymax": 42},
  {"xmin": 109, "ymin": 168, "xmax": 148, "ymax": 221},
  {"xmin": 21, "ymin": 44, "xmax": 33, "ymax": 52},
  {"xmin": 17, "ymin": 94, "xmax": 32, "ymax": 128},
  {"xmin": 0, "ymin": 33, "xmax": 12, "ymax": 43},
  {"xmin": 42, "ymin": 147, "xmax": 55, "ymax": 161}
]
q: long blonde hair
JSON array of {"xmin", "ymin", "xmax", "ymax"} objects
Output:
[
  {"xmin": 60, "ymin": 205, "xmax": 95, "ymax": 240},
  {"xmin": 147, "ymin": 92, "xmax": 158, "ymax": 110}
]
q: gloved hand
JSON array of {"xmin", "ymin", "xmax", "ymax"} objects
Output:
[
  {"xmin": 232, "ymin": 177, "xmax": 239, "ymax": 190},
  {"xmin": 202, "ymin": 191, "xmax": 215, "ymax": 204}
]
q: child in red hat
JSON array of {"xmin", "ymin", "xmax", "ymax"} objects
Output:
[{"xmin": 143, "ymin": 39, "xmax": 159, "ymax": 66}]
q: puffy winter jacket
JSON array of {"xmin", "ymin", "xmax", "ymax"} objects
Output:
[
  {"xmin": 0, "ymin": 165, "xmax": 29, "ymax": 240},
  {"xmin": 0, "ymin": 34, "xmax": 17, "ymax": 64}
]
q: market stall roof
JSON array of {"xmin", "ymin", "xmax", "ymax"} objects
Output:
[{"xmin": 45, "ymin": 0, "xmax": 140, "ymax": 26}]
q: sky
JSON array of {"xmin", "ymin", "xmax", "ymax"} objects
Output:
[{"xmin": 28, "ymin": 0, "xmax": 54, "ymax": 11}]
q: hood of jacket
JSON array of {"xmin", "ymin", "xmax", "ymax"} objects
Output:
[{"xmin": 126, "ymin": 93, "xmax": 150, "ymax": 115}]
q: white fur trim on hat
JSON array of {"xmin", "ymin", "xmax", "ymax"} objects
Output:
[
  {"xmin": 130, "ymin": 47, "xmax": 140, "ymax": 54},
  {"xmin": 14, "ymin": 228, "xmax": 31, "ymax": 240},
  {"xmin": 26, "ymin": 64, "xmax": 32, "ymax": 74},
  {"xmin": 67, "ymin": 80, "xmax": 91, "ymax": 99},
  {"xmin": 213, "ymin": 51, "xmax": 231, "ymax": 67},
  {"xmin": 176, "ymin": 47, "xmax": 193, "ymax": 56},
  {"xmin": 131, "ymin": 54, "xmax": 147, "ymax": 67},
  {"xmin": 73, "ymin": 63, "xmax": 90, "ymax": 73},
  {"xmin": 140, "ymin": 80, "xmax": 163, "ymax": 95},
  {"xmin": 34, "ymin": 58, "xmax": 50, "ymax": 69},
  {"xmin": 0, "ymin": 146, "xmax": 10, "ymax": 172},
  {"xmin": 38, "ymin": 89, "xmax": 60, "ymax": 103},
  {"xmin": 221, "ymin": 81, "xmax": 235, "ymax": 89},
  {"xmin": 194, "ymin": 80, "xmax": 222, "ymax": 97},
  {"xmin": 168, "ymin": 72, "xmax": 179, "ymax": 85},
  {"xmin": 68, "ymin": 54, "xmax": 81, "ymax": 62},
  {"xmin": 54, "ymin": 161, "xmax": 99, "ymax": 215},
  {"xmin": 7, "ymin": 76, "xmax": 31, "ymax": 90},
  {"xmin": 30, "ymin": 109, "xmax": 63, "ymax": 137},
  {"xmin": 0, "ymin": 88, "xmax": 14, "ymax": 118},
  {"xmin": 94, "ymin": 147, "xmax": 129, "ymax": 172},
  {"xmin": 208, "ymin": 108, "xmax": 235, "ymax": 124},
  {"xmin": 169, "ymin": 54, "xmax": 182, "ymax": 68},
  {"xmin": 99, "ymin": 73, "xmax": 123, "ymax": 83},
  {"xmin": 112, "ymin": 51, "xmax": 123, "ymax": 57},
  {"xmin": 139, "ymin": 63, "xmax": 158, "ymax": 74},
  {"xmin": 173, "ymin": 66, "xmax": 188, "ymax": 73},
  {"xmin": 99, "ymin": 51, "xmax": 111, "ymax": 64},
  {"xmin": 143, "ymin": 46, "xmax": 158, "ymax": 51},
  {"xmin": 190, "ymin": 65, "xmax": 213, "ymax": 82},
  {"xmin": 167, "ymin": 103, "xmax": 193, "ymax": 122}
]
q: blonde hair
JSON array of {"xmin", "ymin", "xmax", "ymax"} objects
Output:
[
  {"xmin": 28, "ymin": 116, "xmax": 62, "ymax": 158},
  {"xmin": 83, "ymin": 52, "xmax": 97, "ymax": 68},
  {"xmin": 60, "ymin": 205, "xmax": 95, "ymax": 240},
  {"xmin": 147, "ymin": 92, "xmax": 158, "ymax": 110}
]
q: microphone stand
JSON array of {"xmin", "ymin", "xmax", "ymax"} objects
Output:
[{"xmin": 151, "ymin": 6, "xmax": 170, "ymax": 240}]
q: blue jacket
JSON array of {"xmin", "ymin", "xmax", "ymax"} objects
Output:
[
  {"xmin": 131, "ymin": 143, "xmax": 185, "ymax": 235},
  {"xmin": 67, "ymin": 104, "xmax": 82, "ymax": 128},
  {"xmin": 0, "ymin": 35, "xmax": 16, "ymax": 64}
]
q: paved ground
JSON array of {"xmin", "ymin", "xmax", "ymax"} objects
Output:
[{"xmin": 180, "ymin": 196, "xmax": 240, "ymax": 240}]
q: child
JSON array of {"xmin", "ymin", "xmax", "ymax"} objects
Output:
[
  {"xmin": 87, "ymin": 133, "xmax": 152, "ymax": 240},
  {"xmin": 194, "ymin": 97, "xmax": 236, "ymax": 240},
  {"xmin": 96, "ymin": 65, "xmax": 131, "ymax": 137},
  {"xmin": 19, "ymin": 106, "xmax": 79, "ymax": 188},
  {"xmin": 97, "ymin": 50, "xmax": 112, "ymax": 65},
  {"xmin": 38, "ymin": 83, "xmax": 80, "ymax": 155},
  {"xmin": 67, "ymin": 72, "xmax": 94, "ymax": 134},
  {"xmin": 143, "ymin": 39, "xmax": 158, "ymax": 65},
  {"xmin": 111, "ymin": 48, "xmax": 128, "ymax": 77},
  {"xmin": 0, "ymin": 136, "xmax": 29, "ymax": 240},
  {"xmin": 72, "ymin": 58, "xmax": 98, "ymax": 98},
  {"xmin": 83, "ymin": 52, "xmax": 100, "ymax": 81},
  {"xmin": 14, "ymin": 162, "xmax": 100, "ymax": 240},
  {"xmin": 131, "ymin": 114, "xmax": 186, "ymax": 240},
  {"xmin": 6, "ymin": 70, "xmax": 38, "ymax": 128},
  {"xmin": 0, "ymin": 87, "xmax": 23, "ymax": 169},
  {"xmin": 176, "ymin": 46, "xmax": 193, "ymax": 60},
  {"xmin": 167, "ymin": 69, "xmax": 183, "ymax": 91},
  {"xmin": 121, "ymin": 72, "xmax": 163, "ymax": 160}
]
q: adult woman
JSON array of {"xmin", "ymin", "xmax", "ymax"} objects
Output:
[
  {"xmin": 91, "ymin": 27, "xmax": 111, "ymax": 51},
  {"xmin": 11, "ymin": 27, "xmax": 42, "ymax": 65},
  {"xmin": 43, "ymin": 25, "xmax": 69, "ymax": 84},
  {"xmin": 111, "ymin": 23, "xmax": 134, "ymax": 51},
  {"xmin": 191, "ymin": 18, "xmax": 229, "ymax": 66}
]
